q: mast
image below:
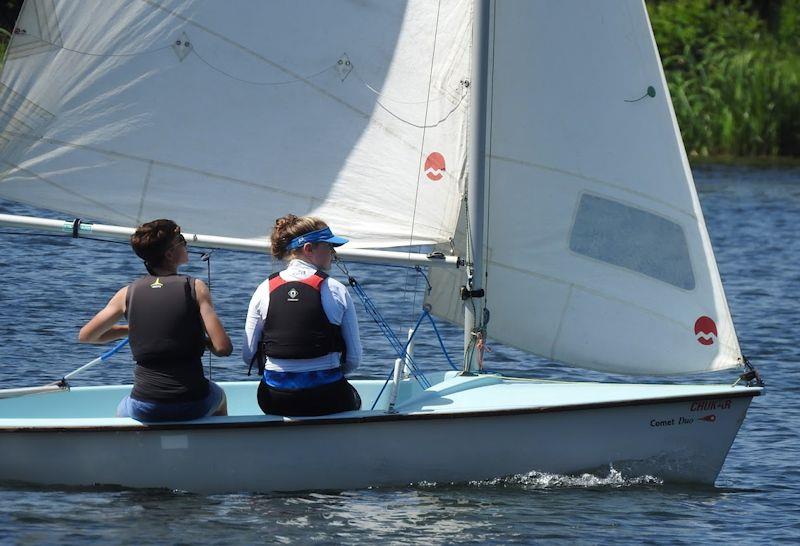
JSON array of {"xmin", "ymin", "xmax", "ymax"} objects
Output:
[{"xmin": 463, "ymin": 0, "xmax": 490, "ymax": 373}]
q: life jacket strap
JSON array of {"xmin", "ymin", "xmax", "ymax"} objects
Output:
[{"xmin": 268, "ymin": 270, "xmax": 327, "ymax": 293}]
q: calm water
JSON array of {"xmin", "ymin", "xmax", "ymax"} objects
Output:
[{"xmin": 0, "ymin": 165, "xmax": 798, "ymax": 544}]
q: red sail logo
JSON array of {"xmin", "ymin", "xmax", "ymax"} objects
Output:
[
  {"xmin": 424, "ymin": 152, "xmax": 445, "ymax": 181},
  {"xmin": 694, "ymin": 316, "xmax": 717, "ymax": 346}
]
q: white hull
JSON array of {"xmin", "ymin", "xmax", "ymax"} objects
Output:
[{"xmin": 0, "ymin": 375, "xmax": 760, "ymax": 492}]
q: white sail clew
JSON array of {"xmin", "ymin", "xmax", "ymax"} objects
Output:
[
  {"xmin": 426, "ymin": 1, "xmax": 742, "ymax": 375},
  {"xmin": 0, "ymin": 0, "xmax": 469, "ymax": 248}
]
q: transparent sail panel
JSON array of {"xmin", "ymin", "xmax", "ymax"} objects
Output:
[
  {"xmin": 427, "ymin": 0, "xmax": 741, "ymax": 375},
  {"xmin": 569, "ymin": 194, "xmax": 695, "ymax": 290},
  {"xmin": 0, "ymin": 0, "xmax": 469, "ymax": 246}
]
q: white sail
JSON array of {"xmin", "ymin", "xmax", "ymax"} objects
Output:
[
  {"xmin": 427, "ymin": 0, "xmax": 742, "ymax": 375},
  {"xmin": 0, "ymin": 0, "xmax": 744, "ymax": 375},
  {"xmin": 0, "ymin": 0, "xmax": 469, "ymax": 247}
]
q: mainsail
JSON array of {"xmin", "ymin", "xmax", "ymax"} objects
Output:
[
  {"xmin": 0, "ymin": 0, "xmax": 469, "ymax": 247},
  {"xmin": 426, "ymin": 1, "xmax": 743, "ymax": 375}
]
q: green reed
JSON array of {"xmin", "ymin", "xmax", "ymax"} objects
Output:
[
  {"xmin": 0, "ymin": 28, "xmax": 9, "ymax": 72},
  {"xmin": 649, "ymin": 0, "xmax": 800, "ymax": 158}
]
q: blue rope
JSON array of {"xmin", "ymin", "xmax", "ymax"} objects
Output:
[
  {"xmin": 425, "ymin": 313, "xmax": 459, "ymax": 370},
  {"xmin": 369, "ymin": 368, "xmax": 398, "ymax": 411},
  {"xmin": 368, "ymin": 308, "xmax": 433, "ymax": 410},
  {"xmin": 349, "ymin": 280, "xmax": 431, "ymax": 390},
  {"xmin": 338, "ymin": 261, "xmax": 463, "ymax": 410},
  {"xmin": 414, "ymin": 265, "xmax": 432, "ymax": 293}
]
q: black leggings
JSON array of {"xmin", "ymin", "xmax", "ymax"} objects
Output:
[{"xmin": 257, "ymin": 378, "xmax": 361, "ymax": 417}]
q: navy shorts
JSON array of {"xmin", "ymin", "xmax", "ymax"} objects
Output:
[
  {"xmin": 257, "ymin": 377, "xmax": 361, "ymax": 417},
  {"xmin": 117, "ymin": 381, "xmax": 226, "ymax": 422}
]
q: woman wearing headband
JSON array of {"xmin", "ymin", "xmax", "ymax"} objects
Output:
[
  {"xmin": 79, "ymin": 219, "xmax": 232, "ymax": 421},
  {"xmin": 243, "ymin": 214, "xmax": 362, "ymax": 416}
]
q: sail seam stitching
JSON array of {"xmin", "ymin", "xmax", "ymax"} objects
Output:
[
  {"xmin": 549, "ymin": 284, "xmax": 574, "ymax": 360},
  {"xmin": 0, "ymin": 159, "xmax": 138, "ymax": 222},
  {"xmin": 488, "ymin": 153, "xmax": 698, "ymax": 220},
  {"xmin": 487, "ymin": 258, "xmax": 740, "ymax": 354},
  {"xmin": 136, "ymin": 160, "xmax": 154, "ymax": 224},
  {"xmin": 0, "ymin": 130, "xmax": 426, "ymax": 235},
  {"xmin": 0, "ymin": 129, "xmax": 314, "ymax": 200}
]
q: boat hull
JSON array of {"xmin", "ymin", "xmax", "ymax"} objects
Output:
[{"xmin": 0, "ymin": 378, "xmax": 759, "ymax": 492}]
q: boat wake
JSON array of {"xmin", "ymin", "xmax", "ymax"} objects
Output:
[{"xmin": 418, "ymin": 466, "xmax": 662, "ymax": 490}]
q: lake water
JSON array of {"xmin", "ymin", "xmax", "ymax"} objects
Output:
[{"xmin": 0, "ymin": 165, "xmax": 798, "ymax": 544}]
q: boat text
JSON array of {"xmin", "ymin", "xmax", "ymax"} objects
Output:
[
  {"xmin": 690, "ymin": 399, "xmax": 732, "ymax": 412},
  {"xmin": 650, "ymin": 416, "xmax": 695, "ymax": 427}
]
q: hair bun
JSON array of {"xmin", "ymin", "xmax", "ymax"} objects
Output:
[
  {"xmin": 275, "ymin": 214, "xmax": 298, "ymax": 230},
  {"xmin": 270, "ymin": 214, "xmax": 327, "ymax": 260}
]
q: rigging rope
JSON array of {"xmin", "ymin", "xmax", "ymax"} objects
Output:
[
  {"xmin": 13, "ymin": 32, "xmax": 171, "ymax": 58},
  {"xmin": 16, "ymin": 31, "xmax": 337, "ymax": 86},
  {"xmin": 333, "ymin": 257, "xmax": 465, "ymax": 412},
  {"xmin": 403, "ymin": 0, "xmax": 442, "ymax": 330},
  {"xmin": 202, "ymin": 250, "xmax": 214, "ymax": 379},
  {"xmin": 17, "ymin": 31, "xmax": 466, "ymax": 128},
  {"xmin": 365, "ymin": 305, "xmax": 460, "ymax": 411},
  {"xmin": 190, "ymin": 46, "xmax": 337, "ymax": 86},
  {"xmin": 374, "ymin": 89, "xmax": 466, "ymax": 130},
  {"xmin": 368, "ymin": 308, "xmax": 430, "ymax": 410},
  {"xmin": 335, "ymin": 259, "xmax": 431, "ymax": 390},
  {"xmin": 352, "ymin": 67, "xmax": 454, "ymax": 105}
]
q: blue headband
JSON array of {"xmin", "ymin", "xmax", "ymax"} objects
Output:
[{"xmin": 286, "ymin": 227, "xmax": 348, "ymax": 251}]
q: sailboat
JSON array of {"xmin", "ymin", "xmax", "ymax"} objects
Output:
[{"xmin": 0, "ymin": 0, "xmax": 762, "ymax": 493}]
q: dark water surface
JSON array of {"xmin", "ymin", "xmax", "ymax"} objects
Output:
[{"xmin": 0, "ymin": 165, "xmax": 798, "ymax": 544}]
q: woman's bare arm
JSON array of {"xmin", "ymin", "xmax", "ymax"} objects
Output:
[
  {"xmin": 78, "ymin": 287, "xmax": 129, "ymax": 343},
  {"xmin": 195, "ymin": 279, "xmax": 233, "ymax": 357}
]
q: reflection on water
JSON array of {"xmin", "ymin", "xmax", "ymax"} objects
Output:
[{"xmin": 0, "ymin": 165, "xmax": 799, "ymax": 543}]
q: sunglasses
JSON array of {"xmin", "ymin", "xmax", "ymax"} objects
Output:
[{"xmin": 168, "ymin": 233, "xmax": 187, "ymax": 250}]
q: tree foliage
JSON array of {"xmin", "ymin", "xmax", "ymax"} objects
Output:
[
  {"xmin": 649, "ymin": 0, "xmax": 800, "ymax": 157},
  {"xmin": 0, "ymin": 0, "xmax": 21, "ymax": 63}
]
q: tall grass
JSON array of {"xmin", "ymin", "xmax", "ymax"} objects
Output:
[
  {"xmin": 649, "ymin": 0, "xmax": 800, "ymax": 158},
  {"xmin": 0, "ymin": 27, "xmax": 9, "ymax": 72}
]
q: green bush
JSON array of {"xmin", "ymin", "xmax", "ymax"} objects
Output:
[{"xmin": 649, "ymin": 0, "xmax": 800, "ymax": 157}]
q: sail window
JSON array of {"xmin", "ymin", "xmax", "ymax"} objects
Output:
[{"xmin": 569, "ymin": 194, "xmax": 695, "ymax": 290}]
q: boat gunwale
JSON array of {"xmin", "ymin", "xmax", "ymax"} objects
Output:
[{"xmin": 0, "ymin": 387, "xmax": 762, "ymax": 433}]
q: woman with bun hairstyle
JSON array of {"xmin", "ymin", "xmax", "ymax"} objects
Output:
[
  {"xmin": 79, "ymin": 219, "xmax": 232, "ymax": 421},
  {"xmin": 243, "ymin": 214, "xmax": 362, "ymax": 416}
]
